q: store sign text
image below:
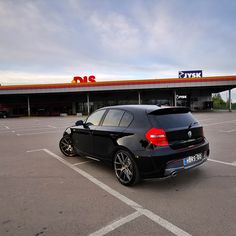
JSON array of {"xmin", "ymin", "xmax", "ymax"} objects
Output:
[
  {"xmin": 72, "ymin": 75, "xmax": 96, "ymax": 83},
  {"xmin": 178, "ymin": 70, "xmax": 202, "ymax": 78}
]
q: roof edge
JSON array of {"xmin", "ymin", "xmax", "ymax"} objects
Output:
[{"xmin": 0, "ymin": 75, "xmax": 236, "ymax": 91}]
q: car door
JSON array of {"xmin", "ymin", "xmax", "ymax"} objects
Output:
[
  {"xmin": 72, "ymin": 109, "xmax": 106, "ymax": 156},
  {"xmin": 92, "ymin": 109, "xmax": 131, "ymax": 160}
]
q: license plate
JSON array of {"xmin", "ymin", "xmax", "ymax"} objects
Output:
[{"xmin": 184, "ymin": 153, "xmax": 203, "ymax": 166}]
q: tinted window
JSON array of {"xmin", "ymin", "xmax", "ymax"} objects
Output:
[
  {"xmin": 149, "ymin": 112, "xmax": 198, "ymax": 130},
  {"xmin": 102, "ymin": 109, "xmax": 124, "ymax": 127},
  {"xmin": 119, "ymin": 112, "xmax": 133, "ymax": 127},
  {"xmin": 86, "ymin": 109, "xmax": 106, "ymax": 126}
]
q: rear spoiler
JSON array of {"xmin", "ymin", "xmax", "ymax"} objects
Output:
[{"xmin": 148, "ymin": 107, "xmax": 190, "ymax": 115}]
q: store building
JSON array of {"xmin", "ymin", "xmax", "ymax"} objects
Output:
[{"xmin": 0, "ymin": 75, "xmax": 236, "ymax": 117}]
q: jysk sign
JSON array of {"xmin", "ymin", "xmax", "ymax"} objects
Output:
[{"xmin": 178, "ymin": 70, "xmax": 202, "ymax": 78}]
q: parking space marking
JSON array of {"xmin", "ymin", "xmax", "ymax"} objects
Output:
[
  {"xmin": 17, "ymin": 131, "xmax": 62, "ymax": 136},
  {"xmin": 208, "ymin": 158, "xmax": 236, "ymax": 167},
  {"xmin": 220, "ymin": 128, "xmax": 236, "ymax": 133},
  {"xmin": 47, "ymin": 125, "xmax": 57, "ymax": 128},
  {"xmin": 14, "ymin": 127, "xmax": 58, "ymax": 132},
  {"xmin": 4, "ymin": 126, "xmax": 10, "ymax": 129},
  {"xmin": 88, "ymin": 211, "xmax": 142, "ymax": 236},
  {"xmin": 203, "ymin": 120, "xmax": 236, "ymax": 127},
  {"xmin": 0, "ymin": 131, "xmax": 15, "ymax": 134},
  {"xmin": 27, "ymin": 148, "xmax": 191, "ymax": 236},
  {"xmin": 197, "ymin": 118, "xmax": 216, "ymax": 122},
  {"xmin": 4, "ymin": 125, "xmax": 48, "ymax": 128},
  {"xmin": 73, "ymin": 161, "xmax": 91, "ymax": 166}
]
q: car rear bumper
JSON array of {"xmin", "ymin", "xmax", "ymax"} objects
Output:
[
  {"xmin": 164, "ymin": 149, "xmax": 209, "ymax": 177},
  {"xmin": 134, "ymin": 139, "xmax": 209, "ymax": 178}
]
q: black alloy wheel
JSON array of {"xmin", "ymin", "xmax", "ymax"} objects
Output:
[
  {"xmin": 59, "ymin": 135, "xmax": 76, "ymax": 157},
  {"xmin": 113, "ymin": 150, "xmax": 140, "ymax": 186}
]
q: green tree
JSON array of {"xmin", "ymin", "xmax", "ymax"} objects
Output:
[{"xmin": 212, "ymin": 93, "xmax": 226, "ymax": 109}]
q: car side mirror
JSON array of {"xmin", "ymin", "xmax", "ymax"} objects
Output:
[{"xmin": 75, "ymin": 120, "xmax": 84, "ymax": 126}]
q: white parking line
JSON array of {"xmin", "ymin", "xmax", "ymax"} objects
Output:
[
  {"xmin": 17, "ymin": 131, "xmax": 61, "ymax": 136},
  {"xmin": 88, "ymin": 211, "xmax": 142, "ymax": 236},
  {"xmin": 53, "ymin": 125, "xmax": 73, "ymax": 128},
  {"xmin": 203, "ymin": 120, "xmax": 236, "ymax": 127},
  {"xmin": 5, "ymin": 125, "xmax": 47, "ymax": 129},
  {"xmin": 4, "ymin": 126, "xmax": 10, "ymax": 129},
  {"xmin": 14, "ymin": 127, "xmax": 58, "ymax": 132},
  {"xmin": 0, "ymin": 130, "xmax": 15, "ymax": 134},
  {"xmin": 197, "ymin": 118, "xmax": 216, "ymax": 122},
  {"xmin": 27, "ymin": 149, "xmax": 191, "ymax": 236},
  {"xmin": 47, "ymin": 125, "xmax": 57, "ymax": 128},
  {"xmin": 208, "ymin": 159, "xmax": 236, "ymax": 167},
  {"xmin": 220, "ymin": 128, "xmax": 236, "ymax": 133}
]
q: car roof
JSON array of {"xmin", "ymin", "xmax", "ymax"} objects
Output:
[
  {"xmin": 101, "ymin": 105, "xmax": 163, "ymax": 113},
  {"xmin": 100, "ymin": 105, "xmax": 190, "ymax": 114}
]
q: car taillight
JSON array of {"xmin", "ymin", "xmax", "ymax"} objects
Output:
[{"xmin": 145, "ymin": 128, "xmax": 169, "ymax": 147}]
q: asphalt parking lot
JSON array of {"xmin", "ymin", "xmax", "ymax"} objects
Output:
[{"xmin": 0, "ymin": 111, "xmax": 236, "ymax": 236}]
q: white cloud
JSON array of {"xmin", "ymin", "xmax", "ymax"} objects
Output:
[
  {"xmin": 0, "ymin": 70, "xmax": 146, "ymax": 85},
  {"xmin": 89, "ymin": 12, "xmax": 141, "ymax": 57},
  {"xmin": 0, "ymin": 0, "xmax": 235, "ymax": 87},
  {"xmin": 0, "ymin": 71, "xmax": 71, "ymax": 85}
]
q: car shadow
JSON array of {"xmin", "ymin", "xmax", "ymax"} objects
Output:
[
  {"xmin": 137, "ymin": 168, "xmax": 207, "ymax": 192},
  {"xmin": 72, "ymin": 155, "xmax": 207, "ymax": 191}
]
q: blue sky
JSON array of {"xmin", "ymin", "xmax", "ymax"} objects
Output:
[{"xmin": 0, "ymin": 0, "xmax": 236, "ymax": 100}]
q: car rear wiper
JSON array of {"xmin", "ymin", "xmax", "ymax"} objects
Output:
[{"xmin": 188, "ymin": 121, "xmax": 199, "ymax": 129}]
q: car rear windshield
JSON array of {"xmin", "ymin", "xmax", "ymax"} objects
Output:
[{"xmin": 148, "ymin": 111, "xmax": 198, "ymax": 130}]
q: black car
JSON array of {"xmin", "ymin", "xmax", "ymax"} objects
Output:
[{"xmin": 59, "ymin": 105, "xmax": 209, "ymax": 186}]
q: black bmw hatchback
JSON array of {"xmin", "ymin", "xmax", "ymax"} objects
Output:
[{"xmin": 59, "ymin": 105, "xmax": 209, "ymax": 186}]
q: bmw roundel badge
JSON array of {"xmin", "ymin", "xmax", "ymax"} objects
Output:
[{"xmin": 188, "ymin": 131, "xmax": 192, "ymax": 138}]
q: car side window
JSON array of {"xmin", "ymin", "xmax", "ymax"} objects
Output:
[
  {"xmin": 102, "ymin": 109, "xmax": 124, "ymax": 127},
  {"xmin": 86, "ymin": 109, "xmax": 106, "ymax": 126},
  {"xmin": 119, "ymin": 112, "xmax": 133, "ymax": 127}
]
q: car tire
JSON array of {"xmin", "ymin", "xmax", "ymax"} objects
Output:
[
  {"xmin": 113, "ymin": 149, "xmax": 140, "ymax": 186},
  {"xmin": 59, "ymin": 135, "xmax": 76, "ymax": 157}
]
